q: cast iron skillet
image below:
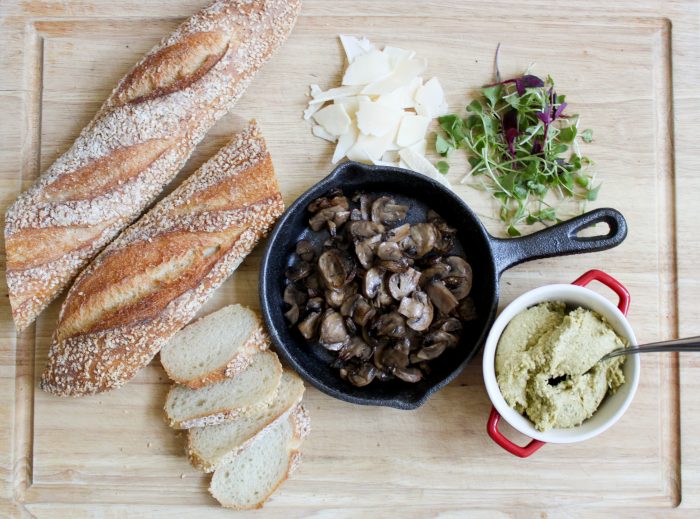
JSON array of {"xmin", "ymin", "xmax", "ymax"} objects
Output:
[{"xmin": 260, "ymin": 161, "xmax": 627, "ymax": 409}]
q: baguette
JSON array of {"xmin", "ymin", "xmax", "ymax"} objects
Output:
[
  {"xmin": 5, "ymin": 0, "xmax": 301, "ymax": 331},
  {"xmin": 188, "ymin": 369, "xmax": 305, "ymax": 472},
  {"xmin": 209, "ymin": 404, "xmax": 310, "ymax": 509},
  {"xmin": 41, "ymin": 121, "xmax": 284, "ymax": 396},
  {"xmin": 165, "ymin": 349, "xmax": 283, "ymax": 430},
  {"xmin": 160, "ymin": 304, "xmax": 269, "ymax": 389}
]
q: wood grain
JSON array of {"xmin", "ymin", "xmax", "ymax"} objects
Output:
[{"xmin": 1, "ymin": 0, "xmax": 699, "ymax": 516}]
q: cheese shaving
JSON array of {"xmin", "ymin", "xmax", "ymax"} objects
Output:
[{"xmin": 304, "ymin": 35, "xmax": 451, "ymax": 188}]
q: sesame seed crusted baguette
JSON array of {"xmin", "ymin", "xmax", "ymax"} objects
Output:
[
  {"xmin": 5, "ymin": 0, "xmax": 301, "ymax": 331},
  {"xmin": 41, "ymin": 120, "xmax": 285, "ymax": 397}
]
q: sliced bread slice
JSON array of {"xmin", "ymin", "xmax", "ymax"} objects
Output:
[
  {"xmin": 209, "ymin": 404, "xmax": 310, "ymax": 509},
  {"xmin": 165, "ymin": 349, "xmax": 282, "ymax": 429},
  {"xmin": 188, "ymin": 369, "xmax": 306, "ymax": 472},
  {"xmin": 160, "ymin": 304, "xmax": 268, "ymax": 388}
]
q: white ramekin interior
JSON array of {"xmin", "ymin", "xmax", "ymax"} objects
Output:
[{"xmin": 482, "ymin": 284, "xmax": 640, "ymax": 444}]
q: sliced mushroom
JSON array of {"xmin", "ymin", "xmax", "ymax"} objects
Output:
[
  {"xmin": 318, "ymin": 249, "xmax": 355, "ymax": 289},
  {"xmin": 377, "ymin": 256, "xmax": 412, "ymax": 273},
  {"xmin": 398, "ymin": 291, "xmax": 434, "ymax": 332},
  {"xmin": 380, "ymin": 345, "xmax": 410, "ymax": 369},
  {"xmin": 425, "ymin": 279, "xmax": 459, "ymax": 314},
  {"xmin": 444, "ymin": 256, "xmax": 473, "ymax": 299},
  {"xmin": 410, "ymin": 342, "xmax": 446, "ymax": 362},
  {"xmin": 372, "ymin": 311, "xmax": 406, "ymax": 338},
  {"xmin": 358, "ymin": 193, "xmax": 372, "ymax": 220},
  {"xmin": 308, "ymin": 189, "xmax": 349, "ymax": 213},
  {"xmin": 325, "ymin": 284, "xmax": 355, "ymax": 309},
  {"xmin": 433, "ymin": 317, "xmax": 463, "ymax": 333},
  {"xmin": 350, "ymin": 208, "xmax": 363, "ymax": 221},
  {"xmin": 295, "ymin": 240, "xmax": 315, "ymax": 262},
  {"xmin": 306, "ymin": 296, "xmax": 325, "ymax": 313},
  {"xmin": 419, "ymin": 262, "xmax": 450, "ymax": 286},
  {"xmin": 304, "ymin": 273, "xmax": 322, "ymax": 298},
  {"xmin": 376, "ymin": 241, "xmax": 403, "ymax": 261},
  {"xmin": 391, "ymin": 366, "xmax": 423, "ymax": 383},
  {"xmin": 409, "ymin": 223, "xmax": 438, "ymax": 258},
  {"xmin": 284, "ymin": 304, "xmax": 300, "ymax": 325},
  {"xmin": 309, "ymin": 206, "xmax": 351, "ymax": 232},
  {"xmin": 346, "ymin": 363, "xmax": 377, "ymax": 387},
  {"xmin": 457, "ymin": 297, "xmax": 478, "ymax": 322},
  {"xmin": 355, "ymin": 234, "xmax": 381, "ymax": 269},
  {"xmin": 424, "ymin": 330, "xmax": 459, "ymax": 349},
  {"xmin": 285, "ymin": 261, "xmax": 312, "ymax": 281},
  {"xmin": 284, "ymin": 283, "xmax": 307, "ymax": 307},
  {"xmin": 338, "ymin": 336, "xmax": 372, "ymax": 361},
  {"xmin": 384, "ymin": 223, "xmax": 410, "ymax": 243},
  {"xmin": 375, "ymin": 276, "xmax": 394, "ymax": 307},
  {"xmin": 388, "ymin": 268, "xmax": 421, "ymax": 299},
  {"xmin": 371, "ymin": 196, "xmax": 409, "ymax": 225},
  {"xmin": 297, "ymin": 311, "xmax": 321, "ymax": 340},
  {"xmin": 352, "ymin": 297, "xmax": 376, "ymax": 327},
  {"xmin": 319, "ymin": 309, "xmax": 349, "ymax": 350},
  {"xmin": 349, "ymin": 221, "xmax": 385, "ymax": 239},
  {"xmin": 364, "ymin": 267, "xmax": 384, "ymax": 298}
]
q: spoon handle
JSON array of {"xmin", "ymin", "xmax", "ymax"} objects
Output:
[{"xmin": 603, "ymin": 336, "xmax": 700, "ymax": 360}]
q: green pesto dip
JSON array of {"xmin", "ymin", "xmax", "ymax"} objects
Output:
[{"xmin": 495, "ymin": 302, "xmax": 628, "ymax": 432}]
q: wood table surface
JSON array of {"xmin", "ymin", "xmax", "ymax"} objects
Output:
[{"xmin": 1, "ymin": 0, "xmax": 699, "ymax": 516}]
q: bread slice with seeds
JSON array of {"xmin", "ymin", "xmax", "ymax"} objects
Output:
[
  {"xmin": 161, "ymin": 304, "xmax": 269, "ymax": 389},
  {"xmin": 165, "ymin": 349, "xmax": 282, "ymax": 429},
  {"xmin": 188, "ymin": 369, "xmax": 305, "ymax": 472},
  {"xmin": 209, "ymin": 404, "xmax": 310, "ymax": 509}
]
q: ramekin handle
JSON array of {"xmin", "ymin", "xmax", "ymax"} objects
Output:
[
  {"xmin": 487, "ymin": 407, "xmax": 546, "ymax": 458},
  {"xmin": 572, "ymin": 269, "xmax": 631, "ymax": 316}
]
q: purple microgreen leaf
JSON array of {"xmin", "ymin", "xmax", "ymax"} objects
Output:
[
  {"xmin": 536, "ymin": 111, "xmax": 551, "ymax": 124},
  {"xmin": 554, "ymin": 101, "xmax": 568, "ymax": 120},
  {"xmin": 515, "ymin": 74, "xmax": 545, "ymax": 95}
]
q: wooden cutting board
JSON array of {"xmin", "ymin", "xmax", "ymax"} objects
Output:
[{"xmin": 1, "ymin": 0, "xmax": 699, "ymax": 516}]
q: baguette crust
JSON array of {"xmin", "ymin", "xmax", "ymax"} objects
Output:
[
  {"xmin": 41, "ymin": 121, "xmax": 284, "ymax": 397},
  {"xmin": 5, "ymin": 0, "xmax": 301, "ymax": 331},
  {"xmin": 164, "ymin": 327, "xmax": 270, "ymax": 389}
]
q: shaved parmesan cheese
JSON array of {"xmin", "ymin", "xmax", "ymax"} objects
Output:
[
  {"xmin": 313, "ymin": 104, "xmax": 351, "ymax": 136},
  {"xmin": 332, "ymin": 124, "xmax": 358, "ymax": 164},
  {"xmin": 303, "ymin": 102, "xmax": 322, "ymax": 121},
  {"xmin": 361, "ymin": 58, "xmax": 426, "ymax": 96},
  {"xmin": 350, "ymin": 131, "xmax": 396, "ymax": 161},
  {"xmin": 407, "ymin": 139, "xmax": 427, "ymax": 156},
  {"xmin": 399, "ymin": 148, "xmax": 451, "ymax": 187},
  {"xmin": 396, "ymin": 114, "xmax": 431, "ymax": 148},
  {"xmin": 310, "ymin": 85, "xmax": 364, "ymax": 105},
  {"xmin": 342, "ymin": 50, "xmax": 392, "ymax": 86},
  {"xmin": 383, "ymin": 46, "xmax": 416, "ymax": 67},
  {"xmin": 340, "ymin": 35, "xmax": 374, "ymax": 63},
  {"xmin": 356, "ymin": 101, "xmax": 402, "ymax": 138},
  {"xmin": 415, "ymin": 77, "xmax": 449, "ymax": 119},
  {"xmin": 304, "ymin": 36, "xmax": 451, "ymax": 189},
  {"xmin": 312, "ymin": 125, "xmax": 338, "ymax": 143}
]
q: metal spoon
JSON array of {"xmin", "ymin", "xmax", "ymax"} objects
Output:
[{"xmin": 600, "ymin": 335, "xmax": 700, "ymax": 361}]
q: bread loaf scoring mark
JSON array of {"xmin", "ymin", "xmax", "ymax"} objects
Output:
[
  {"xmin": 42, "ymin": 139, "xmax": 174, "ymax": 202},
  {"xmin": 173, "ymin": 156, "xmax": 280, "ymax": 216},
  {"xmin": 55, "ymin": 228, "xmax": 244, "ymax": 341},
  {"xmin": 113, "ymin": 31, "xmax": 231, "ymax": 107},
  {"xmin": 6, "ymin": 223, "xmax": 111, "ymax": 271}
]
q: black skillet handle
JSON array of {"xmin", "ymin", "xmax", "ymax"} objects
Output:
[{"xmin": 490, "ymin": 208, "xmax": 627, "ymax": 276}]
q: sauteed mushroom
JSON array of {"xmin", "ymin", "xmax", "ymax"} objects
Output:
[
  {"xmin": 371, "ymin": 196, "xmax": 409, "ymax": 225},
  {"xmin": 283, "ymin": 189, "xmax": 478, "ymax": 387}
]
